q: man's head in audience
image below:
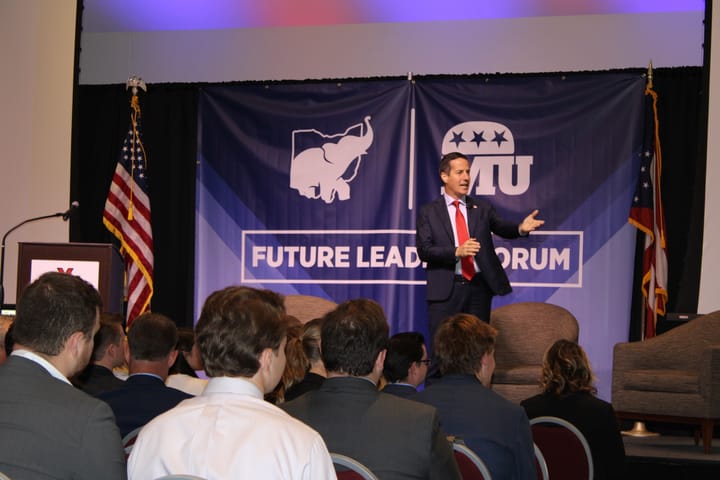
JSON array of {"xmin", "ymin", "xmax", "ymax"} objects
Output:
[
  {"xmin": 126, "ymin": 312, "xmax": 178, "ymax": 380},
  {"xmin": 383, "ymin": 332, "xmax": 428, "ymax": 388},
  {"xmin": 195, "ymin": 285, "xmax": 287, "ymax": 394},
  {"xmin": 11, "ymin": 272, "xmax": 102, "ymax": 378},
  {"xmin": 321, "ymin": 298, "xmax": 389, "ymax": 383},
  {"xmin": 0, "ymin": 315, "xmax": 14, "ymax": 365},
  {"xmin": 91, "ymin": 313, "xmax": 126, "ymax": 371},
  {"xmin": 435, "ymin": 313, "xmax": 498, "ymax": 386}
]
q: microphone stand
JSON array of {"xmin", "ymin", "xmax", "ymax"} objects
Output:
[{"xmin": 0, "ymin": 210, "xmax": 67, "ymax": 308}]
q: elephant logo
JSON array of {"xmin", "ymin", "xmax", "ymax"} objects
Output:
[{"xmin": 290, "ymin": 116, "xmax": 373, "ymax": 203}]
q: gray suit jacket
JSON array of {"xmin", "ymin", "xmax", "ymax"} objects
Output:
[
  {"xmin": 416, "ymin": 195, "xmax": 521, "ymax": 301},
  {"xmin": 0, "ymin": 355, "xmax": 127, "ymax": 480},
  {"xmin": 282, "ymin": 376, "xmax": 461, "ymax": 480}
]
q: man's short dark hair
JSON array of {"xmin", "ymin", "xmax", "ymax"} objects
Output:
[
  {"xmin": 321, "ymin": 298, "xmax": 389, "ymax": 376},
  {"xmin": 435, "ymin": 313, "xmax": 497, "ymax": 375},
  {"xmin": 13, "ymin": 272, "xmax": 102, "ymax": 355},
  {"xmin": 91, "ymin": 314, "xmax": 125, "ymax": 362},
  {"xmin": 196, "ymin": 286, "xmax": 286, "ymax": 378},
  {"xmin": 439, "ymin": 151, "xmax": 468, "ymax": 176},
  {"xmin": 127, "ymin": 312, "xmax": 178, "ymax": 361},
  {"xmin": 383, "ymin": 332, "xmax": 425, "ymax": 383}
]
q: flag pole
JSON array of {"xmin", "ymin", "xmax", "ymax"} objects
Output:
[{"xmin": 623, "ymin": 61, "xmax": 660, "ymax": 438}]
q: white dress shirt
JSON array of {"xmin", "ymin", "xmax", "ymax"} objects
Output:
[{"xmin": 128, "ymin": 376, "xmax": 336, "ymax": 480}]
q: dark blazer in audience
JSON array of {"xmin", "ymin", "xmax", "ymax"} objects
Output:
[
  {"xmin": 381, "ymin": 382, "xmax": 417, "ymax": 398},
  {"xmin": 284, "ymin": 371, "xmax": 325, "ymax": 402},
  {"xmin": 414, "ymin": 373, "xmax": 536, "ymax": 480},
  {"xmin": 521, "ymin": 339, "xmax": 626, "ymax": 480},
  {"xmin": 98, "ymin": 373, "xmax": 191, "ymax": 437},
  {"xmin": 282, "ymin": 299, "xmax": 460, "ymax": 480},
  {"xmin": 284, "ymin": 376, "xmax": 459, "ymax": 480},
  {"xmin": 76, "ymin": 363, "xmax": 125, "ymax": 396},
  {"xmin": 413, "ymin": 313, "xmax": 535, "ymax": 480}
]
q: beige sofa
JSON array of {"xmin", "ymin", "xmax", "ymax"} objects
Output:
[{"xmin": 612, "ymin": 310, "xmax": 720, "ymax": 453}]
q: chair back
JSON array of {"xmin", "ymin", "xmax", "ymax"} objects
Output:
[
  {"xmin": 530, "ymin": 416, "xmax": 593, "ymax": 480},
  {"xmin": 452, "ymin": 442, "xmax": 493, "ymax": 480},
  {"xmin": 122, "ymin": 426, "xmax": 143, "ymax": 459},
  {"xmin": 534, "ymin": 443, "xmax": 549, "ymax": 480},
  {"xmin": 330, "ymin": 453, "xmax": 379, "ymax": 480},
  {"xmin": 490, "ymin": 302, "xmax": 579, "ymax": 367},
  {"xmin": 285, "ymin": 294, "xmax": 338, "ymax": 323}
]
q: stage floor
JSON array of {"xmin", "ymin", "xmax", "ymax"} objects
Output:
[{"xmin": 624, "ymin": 434, "xmax": 720, "ymax": 479}]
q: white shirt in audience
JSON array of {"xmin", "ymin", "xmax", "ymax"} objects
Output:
[{"xmin": 127, "ymin": 376, "xmax": 336, "ymax": 480}]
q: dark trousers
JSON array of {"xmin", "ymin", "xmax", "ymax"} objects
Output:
[{"xmin": 426, "ymin": 274, "xmax": 493, "ymax": 380}]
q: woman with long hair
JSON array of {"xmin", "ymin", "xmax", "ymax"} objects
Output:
[{"xmin": 521, "ymin": 339, "xmax": 626, "ymax": 480}]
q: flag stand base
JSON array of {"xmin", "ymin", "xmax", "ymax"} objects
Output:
[{"xmin": 621, "ymin": 421, "xmax": 660, "ymax": 437}]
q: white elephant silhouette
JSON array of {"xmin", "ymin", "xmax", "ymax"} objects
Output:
[{"xmin": 290, "ymin": 116, "xmax": 373, "ymax": 203}]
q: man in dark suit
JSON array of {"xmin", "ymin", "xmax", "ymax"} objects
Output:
[
  {"xmin": 413, "ymin": 313, "xmax": 536, "ymax": 480},
  {"xmin": 98, "ymin": 312, "xmax": 191, "ymax": 437},
  {"xmin": 381, "ymin": 331, "xmax": 429, "ymax": 397},
  {"xmin": 282, "ymin": 299, "xmax": 461, "ymax": 480},
  {"xmin": 416, "ymin": 151, "xmax": 544, "ymax": 343},
  {"xmin": 73, "ymin": 313, "xmax": 126, "ymax": 395},
  {"xmin": 0, "ymin": 272, "xmax": 126, "ymax": 479}
]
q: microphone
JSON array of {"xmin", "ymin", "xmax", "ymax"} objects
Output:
[
  {"xmin": 62, "ymin": 201, "xmax": 80, "ymax": 221},
  {"xmin": 0, "ymin": 201, "xmax": 80, "ymax": 308}
]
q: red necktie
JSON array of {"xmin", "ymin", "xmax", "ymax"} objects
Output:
[{"xmin": 453, "ymin": 200, "xmax": 475, "ymax": 281}]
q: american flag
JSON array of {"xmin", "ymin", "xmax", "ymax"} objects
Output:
[
  {"xmin": 628, "ymin": 85, "xmax": 668, "ymax": 339},
  {"xmin": 103, "ymin": 94, "xmax": 154, "ymax": 327}
]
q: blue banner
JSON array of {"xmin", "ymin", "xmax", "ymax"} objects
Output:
[{"xmin": 196, "ymin": 74, "xmax": 645, "ymax": 398}]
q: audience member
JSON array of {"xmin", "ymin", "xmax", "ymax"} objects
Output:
[
  {"xmin": 127, "ymin": 286, "xmax": 335, "ymax": 479},
  {"xmin": 98, "ymin": 312, "xmax": 192, "ymax": 437},
  {"xmin": 284, "ymin": 317, "xmax": 327, "ymax": 402},
  {"xmin": 282, "ymin": 298, "xmax": 461, "ymax": 480},
  {"xmin": 521, "ymin": 339, "xmax": 626, "ymax": 480},
  {"xmin": 413, "ymin": 313, "xmax": 535, "ymax": 480},
  {"xmin": 166, "ymin": 327, "xmax": 208, "ymax": 395},
  {"xmin": 265, "ymin": 315, "xmax": 304, "ymax": 404},
  {"xmin": 73, "ymin": 313, "xmax": 126, "ymax": 395},
  {"xmin": 382, "ymin": 331, "xmax": 429, "ymax": 397},
  {"xmin": 0, "ymin": 272, "xmax": 126, "ymax": 479},
  {"xmin": 0, "ymin": 314, "xmax": 13, "ymax": 365}
]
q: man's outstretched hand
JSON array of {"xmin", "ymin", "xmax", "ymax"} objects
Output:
[{"xmin": 519, "ymin": 209, "xmax": 545, "ymax": 235}]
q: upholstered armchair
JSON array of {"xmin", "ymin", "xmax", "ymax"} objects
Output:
[
  {"xmin": 612, "ymin": 310, "xmax": 720, "ymax": 453},
  {"xmin": 489, "ymin": 302, "xmax": 579, "ymax": 404},
  {"xmin": 284, "ymin": 294, "xmax": 338, "ymax": 323}
]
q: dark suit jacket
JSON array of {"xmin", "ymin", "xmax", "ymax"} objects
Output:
[
  {"xmin": 416, "ymin": 195, "xmax": 521, "ymax": 301},
  {"xmin": 284, "ymin": 371, "xmax": 325, "ymax": 402},
  {"xmin": 521, "ymin": 391, "xmax": 626, "ymax": 480},
  {"xmin": 381, "ymin": 382, "xmax": 418, "ymax": 398},
  {"xmin": 0, "ymin": 355, "xmax": 126, "ymax": 480},
  {"xmin": 73, "ymin": 364, "xmax": 126, "ymax": 396},
  {"xmin": 97, "ymin": 373, "xmax": 192, "ymax": 437},
  {"xmin": 282, "ymin": 376, "xmax": 461, "ymax": 480},
  {"xmin": 413, "ymin": 374, "xmax": 536, "ymax": 480}
]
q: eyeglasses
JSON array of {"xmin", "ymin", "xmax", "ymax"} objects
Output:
[{"xmin": 417, "ymin": 359, "xmax": 432, "ymax": 365}]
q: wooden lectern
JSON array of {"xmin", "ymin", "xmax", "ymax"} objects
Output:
[{"xmin": 16, "ymin": 242, "xmax": 124, "ymax": 315}]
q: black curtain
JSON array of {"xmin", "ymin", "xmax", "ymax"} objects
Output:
[
  {"xmin": 72, "ymin": 69, "xmax": 705, "ymax": 331},
  {"xmin": 72, "ymin": 84, "xmax": 198, "ymax": 327}
]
